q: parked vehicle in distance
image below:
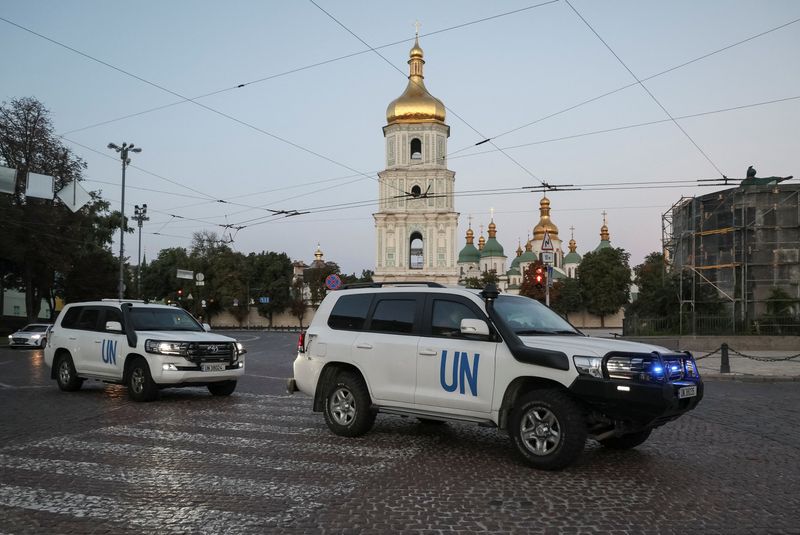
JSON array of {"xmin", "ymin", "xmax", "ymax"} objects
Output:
[
  {"xmin": 290, "ymin": 282, "xmax": 703, "ymax": 470},
  {"xmin": 8, "ymin": 323, "xmax": 51, "ymax": 348},
  {"xmin": 44, "ymin": 300, "xmax": 246, "ymax": 401}
]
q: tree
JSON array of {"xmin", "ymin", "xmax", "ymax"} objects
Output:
[
  {"xmin": 141, "ymin": 247, "xmax": 191, "ymax": 303},
  {"xmin": 519, "ymin": 262, "xmax": 547, "ymax": 301},
  {"xmin": 1, "ymin": 97, "xmax": 118, "ymax": 319},
  {"xmin": 249, "ymin": 251, "xmax": 293, "ymax": 327},
  {"xmin": 551, "ymin": 277, "xmax": 583, "ymax": 317},
  {"xmin": 627, "ymin": 252, "xmax": 679, "ymax": 321},
  {"xmin": 463, "ymin": 269, "xmax": 500, "ymax": 290},
  {"xmin": 290, "ymin": 277, "xmax": 307, "ymax": 328},
  {"xmin": 577, "ymin": 248, "xmax": 631, "ymax": 327},
  {"xmin": 304, "ymin": 261, "xmax": 340, "ymax": 305}
]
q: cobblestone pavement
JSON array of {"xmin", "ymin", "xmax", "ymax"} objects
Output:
[{"xmin": 1, "ymin": 333, "xmax": 799, "ymax": 534}]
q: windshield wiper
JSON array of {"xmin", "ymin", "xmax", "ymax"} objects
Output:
[
  {"xmin": 552, "ymin": 330, "xmax": 582, "ymax": 335},
  {"xmin": 515, "ymin": 329, "xmax": 553, "ymax": 336}
]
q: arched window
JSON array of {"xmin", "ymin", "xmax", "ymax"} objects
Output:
[
  {"xmin": 410, "ymin": 138, "xmax": 422, "ymax": 160},
  {"xmin": 410, "ymin": 232, "xmax": 424, "ymax": 269}
]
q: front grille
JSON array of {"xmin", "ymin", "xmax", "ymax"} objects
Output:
[
  {"xmin": 604, "ymin": 352, "xmax": 699, "ymax": 383},
  {"xmin": 185, "ymin": 342, "xmax": 234, "ymax": 363},
  {"xmin": 12, "ymin": 337, "xmax": 27, "ymax": 344}
]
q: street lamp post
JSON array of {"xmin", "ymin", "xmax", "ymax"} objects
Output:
[
  {"xmin": 133, "ymin": 204, "xmax": 149, "ymax": 299},
  {"xmin": 107, "ymin": 142, "xmax": 142, "ymax": 300}
]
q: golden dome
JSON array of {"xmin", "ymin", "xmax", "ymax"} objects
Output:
[
  {"xmin": 516, "ymin": 241, "xmax": 523, "ymax": 256},
  {"xmin": 386, "ymin": 36, "xmax": 446, "ymax": 125},
  {"xmin": 488, "ymin": 220, "xmax": 497, "ymax": 238},
  {"xmin": 478, "ymin": 234, "xmax": 486, "ymax": 251},
  {"xmin": 533, "ymin": 196, "xmax": 559, "ymax": 241},
  {"xmin": 568, "ymin": 238, "xmax": 577, "ymax": 253},
  {"xmin": 600, "ymin": 211, "xmax": 610, "ymax": 241},
  {"xmin": 465, "ymin": 227, "xmax": 474, "ymax": 244}
]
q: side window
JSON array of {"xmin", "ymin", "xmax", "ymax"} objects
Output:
[
  {"xmin": 369, "ymin": 299, "xmax": 417, "ymax": 334},
  {"xmin": 431, "ymin": 300, "xmax": 480, "ymax": 337},
  {"xmin": 328, "ymin": 294, "xmax": 372, "ymax": 331},
  {"xmin": 60, "ymin": 307, "xmax": 83, "ymax": 329},
  {"xmin": 76, "ymin": 308, "xmax": 101, "ymax": 331}
]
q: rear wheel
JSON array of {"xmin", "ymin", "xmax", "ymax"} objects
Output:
[
  {"xmin": 208, "ymin": 380, "xmax": 237, "ymax": 396},
  {"xmin": 55, "ymin": 354, "xmax": 83, "ymax": 392},
  {"xmin": 599, "ymin": 429, "xmax": 652, "ymax": 449},
  {"xmin": 127, "ymin": 358, "xmax": 159, "ymax": 402},
  {"xmin": 323, "ymin": 371, "xmax": 375, "ymax": 437},
  {"xmin": 509, "ymin": 389, "xmax": 587, "ymax": 470}
]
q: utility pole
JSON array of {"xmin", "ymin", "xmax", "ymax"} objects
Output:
[
  {"xmin": 107, "ymin": 142, "xmax": 142, "ymax": 300},
  {"xmin": 132, "ymin": 204, "xmax": 149, "ymax": 299}
]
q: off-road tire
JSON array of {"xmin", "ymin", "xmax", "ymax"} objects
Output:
[
  {"xmin": 323, "ymin": 371, "xmax": 376, "ymax": 437},
  {"xmin": 55, "ymin": 354, "xmax": 83, "ymax": 392},
  {"xmin": 208, "ymin": 380, "xmax": 237, "ymax": 396},
  {"xmin": 509, "ymin": 389, "xmax": 587, "ymax": 470},
  {"xmin": 599, "ymin": 429, "xmax": 652, "ymax": 450},
  {"xmin": 127, "ymin": 357, "xmax": 159, "ymax": 402}
]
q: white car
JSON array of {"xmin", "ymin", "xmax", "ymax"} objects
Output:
[
  {"xmin": 8, "ymin": 323, "xmax": 51, "ymax": 348},
  {"xmin": 290, "ymin": 283, "xmax": 703, "ymax": 470},
  {"xmin": 44, "ymin": 300, "xmax": 246, "ymax": 401}
]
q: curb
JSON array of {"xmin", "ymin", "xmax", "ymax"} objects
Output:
[{"xmin": 702, "ymin": 373, "xmax": 800, "ymax": 383}]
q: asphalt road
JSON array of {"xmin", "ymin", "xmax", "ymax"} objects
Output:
[{"xmin": 1, "ymin": 332, "xmax": 799, "ymax": 534}]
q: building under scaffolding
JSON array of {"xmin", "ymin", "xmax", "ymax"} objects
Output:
[{"xmin": 663, "ymin": 183, "xmax": 800, "ymax": 334}]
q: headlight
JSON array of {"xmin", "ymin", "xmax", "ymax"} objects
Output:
[
  {"xmin": 573, "ymin": 356, "xmax": 602, "ymax": 378},
  {"xmin": 145, "ymin": 340, "xmax": 188, "ymax": 355},
  {"xmin": 235, "ymin": 342, "xmax": 246, "ymax": 355},
  {"xmin": 31, "ymin": 334, "xmax": 41, "ymax": 340}
]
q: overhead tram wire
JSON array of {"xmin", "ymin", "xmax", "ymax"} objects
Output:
[
  {"xmin": 445, "ymin": 94, "xmax": 800, "ymax": 161},
  {"xmin": 447, "ymin": 15, "xmax": 800, "ymax": 157},
  {"xmin": 563, "ymin": 0, "xmax": 727, "ymax": 178},
  {"xmin": 52, "ymin": 1, "xmax": 559, "ymax": 137},
  {"xmin": 0, "ymin": 16, "xmax": 411, "ymax": 201},
  {"xmin": 308, "ymin": 0, "xmax": 556, "ymax": 190}
]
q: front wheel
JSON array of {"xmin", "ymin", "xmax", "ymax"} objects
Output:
[
  {"xmin": 509, "ymin": 389, "xmax": 587, "ymax": 470},
  {"xmin": 208, "ymin": 380, "xmax": 237, "ymax": 396},
  {"xmin": 127, "ymin": 358, "xmax": 159, "ymax": 402},
  {"xmin": 55, "ymin": 354, "xmax": 83, "ymax": 392},
  {"xmin": 323, "ymin": 371, "xmax": 375, "ymax": 437},
  {"xmin": 599, "ymin": 429, "xmax": 652, "ymax": 449}
]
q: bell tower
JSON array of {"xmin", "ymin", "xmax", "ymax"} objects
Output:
[{"xmin": 373, "ymin": 32, "xmax": 459, "ymax": 284}]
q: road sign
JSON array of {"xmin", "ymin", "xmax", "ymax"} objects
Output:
[
  {"xmin": 541, "ymin": 230, "xmax": 554, "ymax": 251},
  {"xmin": 187, "ymin": 293, "xmax": 194, "ymax": 301},
  {"xmin": 195, "ymin": 272, "xmax": 205, "ymax": 282},
  {"xmin": 547, "ymin": 265, "xmax": 554, "ymax": 287},
  {"xmin": 325, "ymin": 273, "xmax": 343, "ymax": 290},
  {"xmin": 176, "ymin": 269, "xmax": 194, "ymax": 280},
  {"xmin": 259, "ymin": 297, "xmax": 270, "ymax": 304},
  {"xmin": 541, "ymin": 252, "xmax": 554, "ymax": 264},
  {"xmin": 196, "ymin": 281, "xmax": 205, "ymax": 286}
]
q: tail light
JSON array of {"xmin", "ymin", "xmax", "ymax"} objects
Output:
[{"xmin": 297, "ymin": 331, "xmax": 306, "ymax": 353}]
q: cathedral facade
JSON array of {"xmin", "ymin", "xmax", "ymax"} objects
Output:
[{"xmin": 373, "ymin": 35, "xmax": 459, "ymax": 285}]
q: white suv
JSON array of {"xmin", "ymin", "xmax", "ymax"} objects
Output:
[
  {"xmin": 290, "ymin": 283, "xmax": 702, "ymax": 470},
  {"xmin": 45, "ymin": 300, "xmax": 246, "ymax": 401}
]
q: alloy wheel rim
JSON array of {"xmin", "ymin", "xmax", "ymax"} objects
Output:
[
  {"xmin": 520, "ymin": 406, "xmax": 562, "ymax": 456},
  {"xmin": 131, "ymin": 368, "xmax": 144, "ymax": 394},
  {"xmin": 330, "ymin": 387, "xmax": 356, "ymax": 425},
  {"xmin": 58, "ymin": 360, "xmax": 71, "ymax": 384}
]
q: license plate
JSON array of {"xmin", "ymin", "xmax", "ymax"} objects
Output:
[
  {"xmin": 201, "ymin": 363, "xmax": 226, "ymax": 372},
  {"xmin": 678, "ymin": 386, "xmax": 697, "ymax": 399}
]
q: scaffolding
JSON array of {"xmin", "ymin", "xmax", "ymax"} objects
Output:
[{"xmin": 662, "ymin": 183, "xmax": 800, "ymax": 334}]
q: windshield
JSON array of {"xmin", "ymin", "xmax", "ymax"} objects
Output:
[
  {"xmin": 129, "ymin": 307, "xmax": 203, "ymax": 332},
  {"xmin": 22, "ymin": 325, "xmax": 49, "ymax": 332},
  {"xmin": 492, "ymin": 295, "xmax": 581, "ymax": 336}
]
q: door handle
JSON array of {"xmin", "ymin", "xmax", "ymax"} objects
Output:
[
  {"xmin": 68, "ymin": 337, "xmax": 77, "ymax": 341},
  {"xmin": 419, "ymin": 349, "xmax": 437, "ymax": 356},
  {"xmin": 355, "ymin": 343, "xmax": 373, "ymax": 350},
  {"xmin": 94, "ymin": 340, "xmax": 102, "ymax": 344}
]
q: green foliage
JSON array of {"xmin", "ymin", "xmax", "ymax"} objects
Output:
[
  {"xmin": 0, "ymin": 97, "xmax": 118, "ymax": 319},
  {"xmin": 518, "ymin": 262, "xmax": 546, "ymax": 301},
  {"xmin": 765, "ymin": 286, "xmax": 797, "ymax": 317},
  {"xmin": 627, "ymin": 252, "xmax": 679, "ymax": 321},
  {"xmin": 551, "ymin": 277, "xmax": 582, "ymax": 316},
  {"xmin": 290, "ymin": 277, "xmax": 307, "ymax": 328},
  {"xmin": 304, "ymin": 262, "xmax": 340, "ymax": 305},
  {"xmin": 578, "ymin": 247, "xmax": 631, "ymax": 325},
  {"xmin": 463, "ymin": 270, "xmax": 499, "ymax": 290},
  {"xmin": 249, "ymin": 251, "xmax": 293, "ymax": 327}
]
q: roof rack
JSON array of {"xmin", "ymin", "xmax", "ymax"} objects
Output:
[
  {"xmin": 340, "ymin": 281, "xmax": 445, "ymax": 290},
  {"xmin": 101, "ymin": 298, "xmax": 145, "ymax": 303}
]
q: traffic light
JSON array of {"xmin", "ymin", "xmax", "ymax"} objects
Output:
[
  {"xmin": 177, "ymin": 289, "xmax": 183, "ymax": 300},
  {"xmin": 534, "ymin": 266, "xmax": 545, "ymax": 289}
]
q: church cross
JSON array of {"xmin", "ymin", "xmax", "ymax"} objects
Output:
[
  {"xmin": 414, "ymin": 20, "xmax": 421, "ymax": 36},
  {"xmin": 601, "ymin": 210, "xmax": 607, "ymax": 224},
  {"xmin": 570, "ymin": 225, "xmax": 575, "ymax": 239}
]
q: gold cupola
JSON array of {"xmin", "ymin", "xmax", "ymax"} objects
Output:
[
  {"xmin": 533, "ymin": 196, "xmax": 560, "ymax": 241},
  {"xmin": 386, "ymin": 35, "xmax": 446, "ymax": 125}
]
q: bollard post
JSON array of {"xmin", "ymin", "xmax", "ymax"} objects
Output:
[{"xmin": 720, "ymin": 343, "xmax": 730, "ymax": 374}]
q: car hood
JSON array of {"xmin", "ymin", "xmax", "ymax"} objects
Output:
[
  {"xmin": 11, "ymin": 332, "xmax": 44, "ymax": 339},
  {"xmin": 135, "ymin": 331, "xmax": 238, "ymax": 343},
  {"xmin": 518, "ymin": 335, "xmax": 675, "ymax": 357}
]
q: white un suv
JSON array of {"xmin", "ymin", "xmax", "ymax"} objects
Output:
[
  {"xmin": 45, "ymin": 300, "xmax": 245, "ymax": 401},
  {"xmin": 290, "ymin": 283, "xmax": 703, "ymax": 470}
]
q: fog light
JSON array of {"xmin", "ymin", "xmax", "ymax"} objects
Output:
[
  {"xmin": 617, "ymin": 385, "xmax": 630, "ymax": 392},
  {"xmin": 162, "ymin": 363, "xmax": 178, "ymax": 371},
  {"xmin": 238, "ymin": 362, "xmax": 244, "ymax": 368}
]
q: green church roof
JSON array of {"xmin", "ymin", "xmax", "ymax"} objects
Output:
[
  {"xmin": 506, "ymin": 267, "xmax": 520, "ymax": 276},
  {"xmin": 480, "ymin": 237, "xmax": 505, "ymax": 257},
  {"xmin": 594, "ymin": 240, "xmax": 611, "ymax": 252},
  {"xmin": 564, "ymin": 251, "xmax": 582, "ymax": 264},
  {"xmin": 518, "ymin": 250, "xmax": 538, "ymax": 264},
  {"xmin": 458, "ymin": 243, "xmax": 481, "ymax": 263}
]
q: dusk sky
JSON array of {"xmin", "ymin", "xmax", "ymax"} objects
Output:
[{"xmin": 2, "ymin": 1, "xmax": 798, "ymax": 274}]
